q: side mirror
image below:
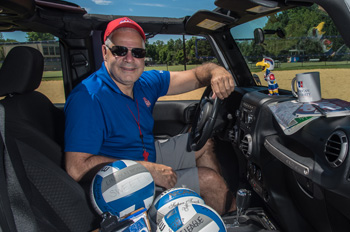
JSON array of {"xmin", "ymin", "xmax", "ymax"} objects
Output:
[{"xmin": 254, "ymin": 28, "xmax": 265, "ymax": 45}]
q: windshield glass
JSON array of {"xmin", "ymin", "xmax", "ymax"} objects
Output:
[{"xmin": 231, "ymin": 4, "xmax": 350, "ymax": 101}]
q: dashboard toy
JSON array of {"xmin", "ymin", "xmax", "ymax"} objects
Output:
[{"xmin": 256, "ymin": 57, "xmax": 279, "ymax": 95}]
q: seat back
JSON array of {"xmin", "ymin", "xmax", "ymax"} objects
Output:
[
  {"xmin": 0, "ymin": 46, "xmax": 65, "ymax": 161},
  {"xmin": 0, "ymin": 46, "xmax": 99, "ymax": 231}
]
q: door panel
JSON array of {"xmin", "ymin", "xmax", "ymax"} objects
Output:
[{"xmin": 153, "ymin": 100, "xmax": 197, "ymax": 139}]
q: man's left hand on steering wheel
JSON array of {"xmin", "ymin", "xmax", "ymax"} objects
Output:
[
  {"xmin": 189, "ymin": 65, "xmax": 234, "ymax": 151},
  {"xmin": 210, "ymin": 66, "xmax": 235, "ymax": 100}
]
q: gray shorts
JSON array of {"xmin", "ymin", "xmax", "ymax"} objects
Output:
[{"xmin": 155, "ymin": 133, "xmax": 200, "ymax": 194}]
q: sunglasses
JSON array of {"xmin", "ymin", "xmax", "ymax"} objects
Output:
[{"xmin": 106, "ymin": 45, "xmax": 146, "ymax": 58}]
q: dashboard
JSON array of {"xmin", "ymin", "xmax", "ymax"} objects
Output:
[{"xmin": 224, "ymin": 87, "xmax": 350, "ymax": 232}]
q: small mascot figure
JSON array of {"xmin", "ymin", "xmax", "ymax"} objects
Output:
[{"xmin": 256, "ymin": 57, "xmax": 279, "ymax": 95}]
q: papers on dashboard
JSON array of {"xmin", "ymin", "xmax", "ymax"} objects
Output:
[
  {"xmin": 293, "ymin": 98, "xmax": 350, "ymax": 117},
  {"xmin": 268, "ymin": 100, "xmax": 317, "ymax": 135},
  {"xmin": 268, "ymin": 98, "xmax": 350, "ymax": 135}
]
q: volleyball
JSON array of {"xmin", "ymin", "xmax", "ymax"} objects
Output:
[
  {"xmin": 90, "ymin": 160, "xmax": 155, "ymax": 218},
  {"xmin": 149, "ymin": 187, "xmax": 204, "ymax": 225},
  {"xmin": 157, "ymin": 203, "xmax": 226, "ymax": 232}
]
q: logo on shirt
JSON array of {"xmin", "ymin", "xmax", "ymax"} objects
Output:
[
  {"xmin": 143, "ymin": 97, "xmax": 151, "ymax": 107},
  {"xmin": 298, "ymin": 81, "xmax": 303, "ymax": 88}
]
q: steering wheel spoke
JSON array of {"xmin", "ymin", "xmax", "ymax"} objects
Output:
[{"xmin": 189, "ymin": 88, "xmax": 221, "ymax": 151}]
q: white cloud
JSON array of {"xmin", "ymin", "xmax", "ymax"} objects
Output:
[
  {"xmin": 132, "ymin": 3, "xmax": 166, "ymax": 7},
  {"xmin": 92, "ymin": 0, "xmax": 112, "ymax": 5},
  {"xmin": 129, "ymin": 8, "xmax": 134, "ymax": 12},
  {"xmin": 83, "ymin": 7, "xmax": 91, "ymax": 13}
]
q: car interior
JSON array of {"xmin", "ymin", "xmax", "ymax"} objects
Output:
[{"xmin": 0, "ymin": 0, "xmax": 350, "ymax": 231}]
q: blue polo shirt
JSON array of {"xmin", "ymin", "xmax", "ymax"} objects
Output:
[{"xmin": 64, "ymin": 62, "xmax": 170, "ymax": 162}]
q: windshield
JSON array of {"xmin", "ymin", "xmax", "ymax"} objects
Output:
[{"xmin": 231, "ymin": 4, "xmax": 350, "ymax": 101}]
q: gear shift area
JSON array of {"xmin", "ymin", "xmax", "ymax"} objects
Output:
[
  {"xmin": 223, "ymin": 189, "xmax": 280, "ymax": 232},
  {"xmin": 235, "ymin": 189, "xmax": 252, "ymax": 224}
]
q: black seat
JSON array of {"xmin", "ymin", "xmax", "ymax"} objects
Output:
[
  {"xmin": 0, "ymin": 46, "xmax": 99, "ymax": 231},
  {"xmin": 0, "ymin": 46, "xmax": 65, "ymax": 163}
]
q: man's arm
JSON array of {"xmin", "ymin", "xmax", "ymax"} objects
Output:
[
  {"xmin": 167, "ymin": 62, "xmax": 235, "ymax": 99},
  {"xmin": 65, "ymin": 152, "xmax": 115, "ymax": 182},
  {"xmin": 65, "ymin": 152, "xmax": 177, "ymax": 189}
]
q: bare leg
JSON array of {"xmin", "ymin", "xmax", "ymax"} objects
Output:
[
  {"xmin": 195, "ymin": 139, "xmax": 222, "ymax": 175},
  {"xmin": 198, "ymin": 167, "xmax": 236, "ymax": 215}
]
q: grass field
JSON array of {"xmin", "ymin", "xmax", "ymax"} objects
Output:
[
  {"xmin": 41, "ymin": 64, "xmax": 202, "ymax": 81},
  {"xmin": 39, "ymin": 62, "xmax": 350, "ymax": 103},
  {"xmin": 42, "ymin": 71, "xmax": 63, "ymax": 80},
  {"xmin": 42, "ymin": 61, "xmax": 350, "ymax": 80},
  {"xmin": 249, "ymin": 60, "xmax": 350, "ymax": 72}
]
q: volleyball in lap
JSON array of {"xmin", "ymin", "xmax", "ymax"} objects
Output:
[{"xmin": 90, "ymin": 160, "xmax": 155, "ymax": 218}]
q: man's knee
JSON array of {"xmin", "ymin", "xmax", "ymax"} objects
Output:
[
  {"xmin": 195, "ymin": 138, "xmax": 215, "ymax": 160},
  {"xmin": 198, "ymin": 167, "xmax": 224, "ymax": 190},
  {"xmin": 195, "ymin": 139, "xmax": 222, "ymax": 174}
]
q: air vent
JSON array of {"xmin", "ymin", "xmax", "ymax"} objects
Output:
[
  {"xmin": 240, "ymin": 134, "xmax": 252, "ymax": 157},
  {"xmin": 324, "ymin": 130, "xmax": 348, "ymax": 167}
]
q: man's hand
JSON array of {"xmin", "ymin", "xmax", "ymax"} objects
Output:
[
  {"xmin": 138, "ymin": 161, "xmax": 177, "ymax": 189},
  {"xmin": 210, "ymin": 66, "xmax": 235, "ymax": 100}
]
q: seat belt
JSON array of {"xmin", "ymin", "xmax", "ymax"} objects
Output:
[
  {"xmin": 0, "ymin": 104, "xmax": 37, "ymax": 232},
  {"xmin": 0, "ymin": 104, "xmax": 71, "ymax": 232},
  {"xmin": 0, "ymin": 119, "xmax": 16, "ymax": 232}
]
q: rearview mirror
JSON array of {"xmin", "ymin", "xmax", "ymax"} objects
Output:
[
  {"xmin": 254, "ymin": 28, "xmax": 265, "ymax": 45},
  {"xmin": 254, "ymin": 28, "xmax": 285, "ymax": 44}
]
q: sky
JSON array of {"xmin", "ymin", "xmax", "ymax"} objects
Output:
[
  {"xmin": 71, "ymin": 0, "xmax": 216, "ymax": 17},
  {"xmin": 3, "ymin": 0, "xmax": 217, "ymax": 42}
]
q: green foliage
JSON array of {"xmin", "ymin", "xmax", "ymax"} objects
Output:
[
  {"xmin": 146, "ymin": 36, "xmax": 215, "ymax": 65},
  {"xmin": 26, "ymin": 32, "xmax": 55, "ymax": 41},
  {"xmin": 262, "ymin": 5, "xmax": 342, "ymax": 60},
  {"xmin": 238, "ymin": 5, "xmax": 345, "ymax": 63},
  {"xmin": 237, "ymin": 41, "xmax": 267, "ymax": 62},
  {"xmin": 0, "ymin": 32, "xmax": 19, "ymax": 61},
  {"xmin": 148, "ymin": 5, "xmax": 345, "ymax": 65}
]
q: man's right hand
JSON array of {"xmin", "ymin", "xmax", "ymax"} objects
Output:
[{"xmin": 138, "ymin": 161, "xmax": 177, "ymax": 189}]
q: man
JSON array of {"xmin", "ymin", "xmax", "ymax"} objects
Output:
[{"xmin": 64, "ymin": 17, "xmax": 236, "ymax": 215}]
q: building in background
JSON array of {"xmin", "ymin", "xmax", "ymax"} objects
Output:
[{"xmin": 0, "ymin": 41, "xmax": 61, "ymax": 71}]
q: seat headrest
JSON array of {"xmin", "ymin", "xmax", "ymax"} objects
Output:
[{"xmin": 0, "ymin": 46, "xmax": 44, "ymax": 96}]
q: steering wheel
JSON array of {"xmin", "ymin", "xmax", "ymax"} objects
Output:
[{"xmin": 188, "ymin": 87, "xmax": 221, "ymax": 151}]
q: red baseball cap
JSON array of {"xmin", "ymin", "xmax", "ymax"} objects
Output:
[{"xmin": 103, "ymin": 17, "xmax": 146, "ymax": 42}]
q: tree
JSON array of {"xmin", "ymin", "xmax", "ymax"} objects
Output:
[
  {"xmin": 145, "ymin": 42, "xmax": 157, "ymax": 61},
  {"xmin": 167, "ymin": 39, "xmax": 175, "ymax": 51},
  {"xmin": 175, "ymin": 50, "xmax": 184, "ymax": 65},
  {"xmin": 26, "ymin": 32, "xmax": 55, "ymax": 41},
  {"xmin": 0, "ymin": 33, "xmax": 18, "ymax": 61},
  {"xmin": 237, "ymin": 40, "xmax": 267, "ymax": 62},
  {"xmin": 186, "ymin": 37, "xmax": 199, "ymax": 64},
  {"xmin": 158, "ymin": 47, "xmax": 167, "ymax": 64},
  {"xmin": 262, "ymin": 5, "xmax": 342, "ymax": 60}
]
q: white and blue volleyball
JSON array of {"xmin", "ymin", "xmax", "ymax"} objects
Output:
[
  {"xmin": 157, "ymin": 203, "xmax": 226, "ymax": 232},
  {"xmin": 90, "ymin": 160, "xmax": 155, "ymax": 218},
  {"xmin": 149, "ymin": 187, "xmax": 205, "ymax": 225}
]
